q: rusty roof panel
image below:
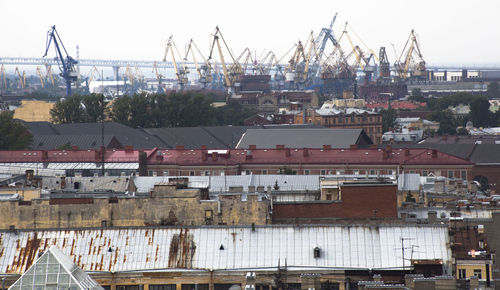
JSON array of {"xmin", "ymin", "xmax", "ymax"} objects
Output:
[{"xmin": 0, "ymin": 225, "xmax": 451, "ymax": 274}]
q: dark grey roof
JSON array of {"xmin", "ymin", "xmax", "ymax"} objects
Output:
[
  {"xmin": 235, "ymin": 128, "xmax": 368, "ymax": 149},
  {"xmin": 23, "ymin": 121, "xmax": 59, "ymax": 135},
  {"xmin": 32, "ymin": 135, "xmax": 118, "ymax": 150}
]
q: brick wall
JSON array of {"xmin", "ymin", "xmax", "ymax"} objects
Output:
[{"xmin": 272, "ymin": 184, "xmax": 397, "ymax": 222}]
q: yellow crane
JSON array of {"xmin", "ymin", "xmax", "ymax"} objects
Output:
[
  {"xmin": 395, "ymin": 30, "xmax": 426, "ymax": 79},
  {"xmin": 14, "ymin": 67, "xmax": 25, "ymax": 89},
  {"xmin": 163, "ymin": 36, "xmax": 189, "ymax": 88},
  {"xmin": 184, "ymin": 39, "xmax": 212, "ymax": 87},
  {"xmin": 208, "ymin": 26, "xmax": 242, "ymax": 91},
  {"xmin": 36, "ymin": 66, "xmax": 45, "ymax": 88},
  {"xmin": 125, "ymin": 65, "xmax": 135, "ymax": 85},
  {"xmin": 152, "ymin": 61, "xmax": 164, "ymax": 93},
  {"xmin": 45, "ymin": 63, "xmax": 56, "ymax": 87}
]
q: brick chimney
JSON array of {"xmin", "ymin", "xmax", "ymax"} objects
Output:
[
  {"xmin": 202, "ymin": 151, "xmax": 208, "ymax": 161},
  {"xmin": 201, "ymin": 145, "xmax": 207, "ymax": 150},
  {"xmin": 323, "ymin": 145, "xmax": 331, "ymax": 150},
  {"xmin": 249, "ymin": 145, "xmax": 257, "ymax": 150},
  {"xmin": 404, "ymin": 148, "xmax": 410, "ymax": 156},
  {"xmin": 175, "ymin": 145, "xmax": 185, "ymax": 150},
  {"xmin": 382, "ymin": 149, "xmax": 389, "ymax": 159},
  {"xmin": 211, "ymin": 152, "xmax": 218, "ymax": 161},
  {"xmin": 276, "ymin": 144, "xmax": 285, "ymax": 150},
  {"xmin": 349, "ymin": 144, "xmax": 358, "ymax": 150}
]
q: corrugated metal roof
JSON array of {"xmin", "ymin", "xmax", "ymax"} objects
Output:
[
  {"xmin": 0, "ymin": 225, "xmax": 451, "ymax": 274},
  {"xmin": 133, "ymin": 175, "xmax": 321, "ymax": 193},
  {"xmin": 398, "ymin": 174, "xmax": 421, "ymax": 191}
]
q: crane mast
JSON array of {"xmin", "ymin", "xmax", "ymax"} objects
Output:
[{"xmin": 43, "ymin": 25, "xmax": 79, "ymax": 96}]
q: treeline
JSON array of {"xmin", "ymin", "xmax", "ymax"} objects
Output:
[
  {"xmin": 50, "ymin": 92, "xmax": 256, "ymax": 127},
  {"xmin": 407, "ymin": 88, "xmax": 500, "ymax": 135}
]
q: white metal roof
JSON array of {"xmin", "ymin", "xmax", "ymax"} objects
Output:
[
  {"xmin": 133, "ymin": 175, "xmax": 321, "ymax": 193},
  {"xmin": 0, "ymin": 225, "xmax": 451, "ymax": 274}
]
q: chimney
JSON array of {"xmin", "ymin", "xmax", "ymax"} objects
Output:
[
  {"xmin": 382, "ymin": 149, "xmax": 389, "ymax": 159},
  {"xmin": 323, "ymin": 145, "xmax": 331, "ymax": 150},
  {"xmin": 404, "ymin": 148, "xmax": 410, "ymax": 156},
  {"xmin": 246, "ymin": 150, "xmax": 253, "ymax": 160},
  {"xmin": 385, "ymin": 145, "xmax": 392, "ymax": 153},
  {"xmin": 303, "ymin": 148, "xmax": 309, "ymax": 157},
  {"xmin": 201, "ymin": 145, "xmax": 207, "ymax": 150},
  {"xmin": 285, "ymin": 148, "xmax": 291, "ymax": 157},
  {"xmin": 42, "ymin": 150, "xmax": 48, "ymax": 160},
  {"xmin": 349, "ymin": 144, "xmax": 358, "ymax": 150},
  {"xmin": 428, "ymin": 211, "xmax": 437, "ymax": 223},
  {"xmin": 202, "ymin": 151, "xmax": 208, "ymax": 161},
  {"xmin": 71, "ymin": 145, "xmax": 79, "ymax": 151},
  {"xmin": 432, "ymin": 149, "xmax": 438, "ymax": 158},
  {"xmin": 60, "ymin": 176, "xmax": 66, "ymax": 189},
  {"xmin": 249, "ymin": 145, "xmax": 257, "ymax": 150},
  {"xmin": 211, "ymin": 152, "xmax": 218, "ymax": 161},
  {"xmin": 124, "ymin": 145, "xmax": 133, "ymax": 152},
  {"xmin": 276, "ymin": 144, "xmax": 285, "ymax": 150},
  {"xmin": 175, "ymin": 145, "xmax": 185, "ymax": 150}
]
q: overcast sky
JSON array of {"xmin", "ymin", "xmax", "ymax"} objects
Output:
[{"xmin": 1, "ymin": 0, "xmax": 499, "ymax": 66}]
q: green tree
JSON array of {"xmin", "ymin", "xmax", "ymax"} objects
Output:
[
  {"xmin": 469, "ymin": 97, "xmax": 492, "ymax": 128},
  {"xmin": 487, "ymin": 81, "xmax": 499, "ymax": 98},
  {"xmin": 82, "ymin": 94, "xmax": 108, "ymax": 122},
  {"xmin": 50, "ymin": 95, "xmax": 86, "ymax": 124},
  {"xmin": 380, "ymin": 108, "xmax": 397, "ymax": 132},
  {"xmin": 0, "ymin": 111, "xmax": 33, "ymax": 149},
  {"xmin": 428, "ymin": 110, "xmax": 460, "ymax": 135},
  {"xmin": 214, "ymin": 101, "xmax": 257, "ymax": 125},
  {"xmin": 110, "ymin": 96, "xmax": 133, "ymax": 126}
]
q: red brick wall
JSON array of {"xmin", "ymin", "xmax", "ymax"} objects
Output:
[
  {"xmin": 472, "ymin": 165, "xmax": 500, "ymax": 192},
  {"xmin": 273, "ymin": 184, "xmax": 397, "ymax": 221}
]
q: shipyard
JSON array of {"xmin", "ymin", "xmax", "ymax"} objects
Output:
[{"xmin": 1, "ymin": 1, "xmax": 500, "ymax": 290}]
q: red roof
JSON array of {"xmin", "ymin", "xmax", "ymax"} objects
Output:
[
  {"xmin": 0, "ymin": 147, "xmax": 473, "ymax": 167},
  {"xmin": 146, "ymin": 147, "xmax": 473, "ymax": 166}
]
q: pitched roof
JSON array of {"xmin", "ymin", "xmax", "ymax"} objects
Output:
[
  {"xmin": 0, "ymin": 225, "xmax": 451, "ymax": 273},
  {"xmin": 32, "ymin": 135, "xmax": 119, "ymax": 150},
  {"xmin": 8, "ymin": 246, "xmax": 103, "ymax": 290},
  {"xmin": 236, "ymin": 128, "xmax": 370, "ymax": 149},
  {"xmin": 148, "ymin": 147, "xmax": 473, "ymax": 166}
]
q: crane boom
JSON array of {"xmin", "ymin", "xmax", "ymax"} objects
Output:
[{"xmin": 43, "ymin": 25, "xmax": 79, "ymax": 96}]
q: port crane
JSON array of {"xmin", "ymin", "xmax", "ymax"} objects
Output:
[
  {"xmin": 163, "ymin": 36, "xmax": 189, "ymax": 89},
  {"xmin": 14, "ymin": 67, "xmax": 26, "ymax": 89},
  {"xmin": 208, "ymin": 26, "xmax": 242, "ymax": 93},
  {"xmin": 152, "ymin": 61, "xmax": 164, "ymax": 93},
  {"xmin": 36, "ymin": 66, "xmax": 45, "ymax": 88},
  {"xmin": 184, "ymin": 39, "xmax": 212, "ymax": 88},
  {"xmin": 0, "ymin": 65, "xmax": 6, "ymax": 89},
  {"xmin": 43, "ymin": 25, "xmax": 79, "ymax": 96},
  {"xmin": 394, "ymin": 30, "xmax": 426, "ymax": 80}
]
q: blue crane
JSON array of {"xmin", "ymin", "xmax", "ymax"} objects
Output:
[{"xmin": 43, "ymin": 25, "xmax": 79, "ymax": 96}]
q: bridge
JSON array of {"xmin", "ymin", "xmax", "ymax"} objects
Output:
[{"xmin": 0, "ymin": 57, "xmax": 179, "ymax": 69}]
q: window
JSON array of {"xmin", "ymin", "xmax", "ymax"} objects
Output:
[
  {"xmin": 458, "ymin": 269, "xmax": 467, "ymax": 279},
  {"xmin": 326, "ymin": 194, "xmax": 332, "ymax": 200},
  {"xmin": 353, "ymin": 170, "xmax": 359, "ymax": 175},
  {"xmin": 150, "ymin": 285, "xmax": 176, "ymax": 290},
  {"xmin": 304, "ymin": 169, "xmax": 310, "ymax": 175},
  {"xmin": 189, "ymin": 171, "xmax": 195, "ymax": 176},
  {"xmin": 461, "ymin": 170, "xmax": 467, "ymax": 180},
  {"xmin": 320, "ymin": 169, "xmax": 326, "ymax": 175},
  {"xmin": 148, "ymin": 170, "xmax": 154, "ymax": 176},
  {"xmin": 422, "ymin": 170, "xmax": 428, "ymax": 176},
  {"xmin": 474, "ymin": 269, "xmax": 482, "ymax": 279},
  {"xmin": 350, "ymin": 115, "xmax": 355, "ymax": 123},
  {"xmin": 182, "ymin": 284, "xmax": 209, "ymax": 290},
  {"xmin": 409, "ymin": 170, "xmax": 416, "ymax": 174},
  {"xmin": 261, "ymin": 169, "xmax": 267, "ymax": 175},
  {"xmin": 204, "ymin": 171, "xmax": 210, "ymax": 176},
  {"xmin": 163, "ymin": 171, "xmax": 169, "ymax": 176},
  {"xmin": 370, "ymin": 170, "xmax": 375, "ymax": 175},
  {"xmin": 245, "ymin": 170, "xmax": 251, "ymax": 175},
  {"xmin": 117, "ymin": 286, "xmax": 144, "ymax": 290},
  {"xmin": 448, "ymin": 170, "xmax": 454, "ymax": 178},
  {"xmin": 388, "ymin": 170, "xmax": 393, "ymax": 175}
]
